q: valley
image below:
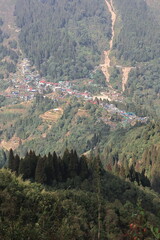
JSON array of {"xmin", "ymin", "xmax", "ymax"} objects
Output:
[
  {"xmin": 0, "ymin": 54, "xmax": 148, "ymax": 154},
  {"xmin": 0, "ymin": 0, "xmax": 156, "ymax": 158},
  {"xmin": 1, "ymin": 1, "xmax": 160, "ymax": 239}
]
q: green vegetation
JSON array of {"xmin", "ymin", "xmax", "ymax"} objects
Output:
[
  {"xmin": 15, "ymin": 98, "xmax": 110, "ymax": 156},
  {"xmin": 108, "ymin": 0, "xmax": 160, "ymax": 115},
  {"xmin": 15, "ymin": 0, "xmax": 111, "ymax": 81},
  {"xmin": 0, "ymin": 16, "xmax": 18, "ymax": 87},
  {"xmin": 1, "ymin": 96, "xmax": 58, "ymax": 141},
  {"xmin": 0, "ymin": 20, "xmax": 18, "ymax": 66},
  {"xmin": 1, "ymin": 96, "xmax": 160, "ymax": 195},
  {"xmin": 1, "ymin": 1, "xmax": 160, "ymax": 237},
  {"xmin": 126, "ymin": 60, "xmax": 160, "ymax": 116},
  {"xmin": 1, "ymin": 97, "xmax": 160, "ymax": 196},
  {"xmin": 1, "ymin": 149, "xmax": 160, "ymax": 239},
  {"xmin": 101, "ymin": 121, "xmax": 160, "ymax": 193},
  {"xmin": 110, "ymin": 67, "xmax": 122, "ymax": 90},
  {"xmin": 113, "ymin": 0, "xmax": 160, "ymax": 64},
  {"xmin": 8, "ymin": 40, "xmax": 17, "ymax": 49},
  {"xmin": 0, "ymin": 96, "xmax": 7, "ymax": 107},
  {"xmin": 0, "ymin": 149, "xmax": 7, "ymax": 167}
]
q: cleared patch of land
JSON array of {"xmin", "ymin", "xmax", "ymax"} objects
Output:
[
  {"xmin": 0, "ymin": 136, "xmax": 21, "ymax": 150},
  {"xmin": 0, "ymin": 102, "xmax": 30, "ymax": 115},
  {"xmin": 40, "ymin": 108, "xmax": 63, "ymax": 123},
  {"xmin": 76, "ymin": 109, "xmax": 90, "ymax": 118}
]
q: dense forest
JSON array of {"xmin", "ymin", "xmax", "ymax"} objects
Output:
[
  {"xmin": 126, "ymin": 60, "xmax": 160, "ymax": 116},
  {"xmin": 14, "ymin": 0, "xmax": 111, "ymax": 81},
  {"xmin": 113, "ymin": 0, "xmax": 160, "ymax": 64},
  {"xmin": 109, "ymin": 0, "xmax": 160, "ymax": 115},
  {"xmin": 101, "ymin": 121, "xmax": 160, "ymax": 192},
  {"xmin": 1, "ymin": 149, "xmax": 160, "ymax": 239},
  {"xmin": 0, "ymin": 18, "xmax": 18, "ymax": 75}
]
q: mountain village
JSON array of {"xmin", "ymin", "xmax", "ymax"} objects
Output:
[{"xmin": 0, "ymin": 58, "xmax": 148, "ymax": 128}]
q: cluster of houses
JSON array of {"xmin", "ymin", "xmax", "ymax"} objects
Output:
[
  {"xmin": 1, "ymin": 58, "xmax": 93, "ymax": 101},
  {"xmin": 104, "ymin": 103, "xmax": 149, "ymax": 126},
  {"xmin": 94, "ymin": 89, "xmax": 124, "ymax": 102},
  {"xmin": 2, "ymin": 59, "xmax": 40, "ymax": 101},
  {"xmin": 0, "ymin": 58, "xmax": 149, "ymax": 128},
  {"xmin": 39, "ymin": 80, "xmax": 93, "ymax": 100},
  {"xmin": 106, "ymin": 89, "xmax": 124, "ymax": 102}
]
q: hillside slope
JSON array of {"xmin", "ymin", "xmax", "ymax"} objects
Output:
[
  {"xmin": 14, "ymin": 0, "xmax": 111, "ymax": 81},
  {"xmin": 1, "ymin": 154, "xmax": 160, "ymax": 239},
  {"xmin": 1, "ymin": 0, "xmax": 160, "ymax": 197},
  {"xmin": 104, "ymin": 0, "xmax": 160, "ymax": 116}
]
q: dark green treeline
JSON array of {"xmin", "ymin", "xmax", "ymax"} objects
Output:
[{"xmin": 8, "ymin": 148, "xmax": 91, "ymax": 185}]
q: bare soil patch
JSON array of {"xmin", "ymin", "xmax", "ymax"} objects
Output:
[{"xmin": 40, "ymin": 108, "xmax": 63, "ymax": 123}]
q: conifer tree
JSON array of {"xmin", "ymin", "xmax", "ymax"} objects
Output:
[
  {"xmin": 68, "ymin": 149, "xmax": 79, "ymax": 178},
  {"xmin": 91, "ymin": 156, "xmax": 103, "ymax": 240},
  {"xmin": 128, "ymin": 165, "xmax": 136, "ymax": 182},
  {"xmin": 14, "ymin": 154, "xmax": 20, "ymax": 175},
  {"xmin": 35, "ymin": 156, "xmax": 47, "ymax": 184},
  {"xmin": 8, "ymin": 149, "xmax": 20, "ymax": 174},
  {"xmin": 62, "ymin": 148, "xmax": 70, "ymax": 180},
  {"xmin": 45, "ymin": 152, "xmax": 55, "ymax": 185},
  {"xmin": 8, "ymin": 149, "xmax": 15, "ymax": 171},
  {"xmin": 52, "ymin": 151, "xmax": 61, "ymax": 181},
  {"xmin": 19, "ymin": 151, "xmax": 37, "ymax": 179},
  {"xmin": 140, "ymin": 169, "xmax": 151, "ymax": 187},
  {"xmin": 78, "ymin": 155, "xmax": 89, "ymax": 180},
  {"xmin": 1, "ymin": 149, "xmax": 7, "ymax": 167}
]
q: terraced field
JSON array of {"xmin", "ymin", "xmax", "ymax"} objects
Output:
[{"xmin": 40, "ymin": 108, "xmax": 63, "ymax": 123}]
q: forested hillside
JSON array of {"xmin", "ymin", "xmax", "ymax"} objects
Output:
[
  {"xmin": 1, "ymin": 150, "xmax": 160, "ymax": 239},
  {"xmin": 0, "ymin": 18, "xmax": 18, "ymax": 81},
  {"xmin": 110, "ymin": 0, "xmax": 160, "ymax": 115},
  {"xmin": 126, "ymin": 61, "xmax": 160, "ymax": 116},
  {"xmin": 0, "ymin": 96, "xmax": 110, "ymax": 157},
  {"xmin": 0, "ymin": 0, "xmax": 20, "ymax": 82},
  {"xmin": 1, "ymin": 96, "xmax": 160, "ymax": 195},
  {"xmin": 0, "ymin": 95, "xmax": 160, "ymax": 193},
  {"xmin": 1, "ymin": 0, "xmax": 160, "ymax": 239},
  {"xmin": 0, "ymin": 0, "xmax": 160, "ymax": 190},
  {"xmin": 101, "ymin": 121, "xmax": 160, "ymax": 192},
  {"xmin": 14, "ymin": 0, "xmax": 111, "ymax": 81},
  {"xmin": 113, "ymin": 0, "xmax": 160, "ymax": 64},
  {"xmin": 13, "ymin": 0, "xmax": 160, "ymax": 115}
]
